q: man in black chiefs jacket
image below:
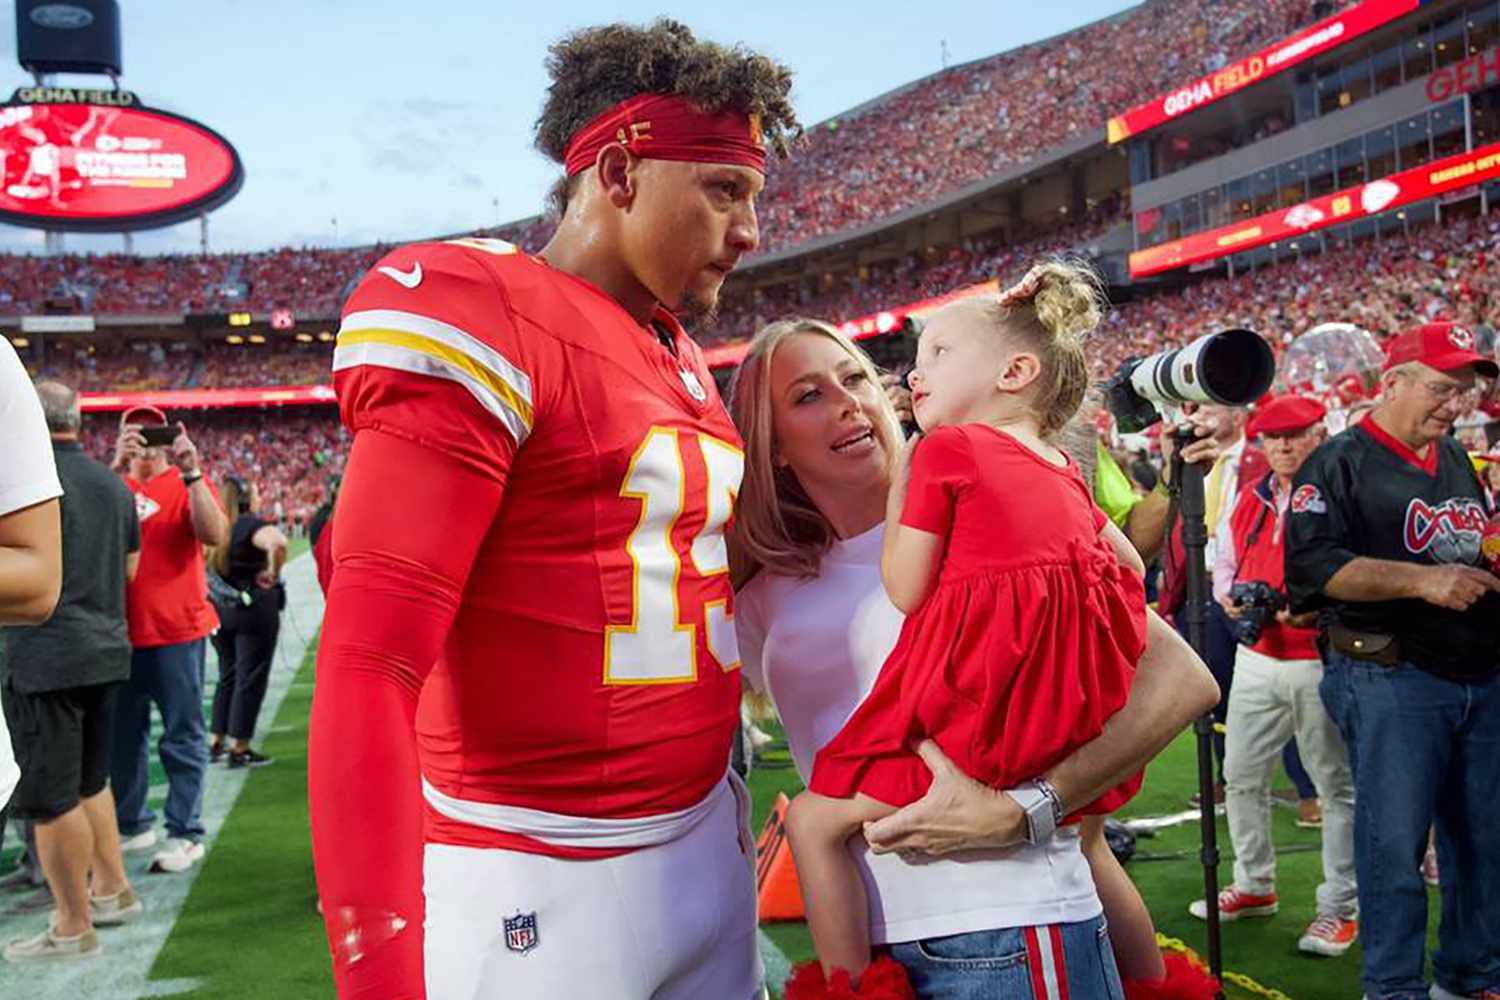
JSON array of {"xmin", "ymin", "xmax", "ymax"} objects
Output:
[{"xmin": 1286, "ymin": 321, "xmax": 1500, "ymax": 1000}]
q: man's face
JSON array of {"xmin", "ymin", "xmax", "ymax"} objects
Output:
[
  {"xmin": 1261, "ymin": 425, "xmax": 1324, "ymax": 480},
  {"xmin": 1195, "ymin": 403, "xmax": 1247, "ymax": 446},
  {"xmin": 1385, "ymin": 363, "xmax": 1477, "ymax": 445},
  {"xmin": 621, "ymin": 160, "xmax": 761, "ymax": 319}
]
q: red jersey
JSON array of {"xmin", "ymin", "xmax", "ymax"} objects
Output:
[
  {"xmin": 330, "ymin": 238, "xmax": 745, "ymax": 854},
  {"xmin": 1225, "ymin": 473, "xmax": 1319, "ymax": 661},
  {"xmin": 123, "ymin": 468, "xmax": 219, "ymax": 648}
]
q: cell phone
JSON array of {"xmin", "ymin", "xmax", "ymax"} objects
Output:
[{"xmin": 139, "ymin": 424, "xmax": 181, "ymax": 448}]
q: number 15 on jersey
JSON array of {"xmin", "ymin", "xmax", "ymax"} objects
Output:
[{"xmin": 605, "ymin": 428, "xmax": 744, "ymax": 685}]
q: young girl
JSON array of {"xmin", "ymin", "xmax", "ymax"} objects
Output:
[{"xmin": 783, "ymin": 262, "xmax": 1152, "ymax": 997}]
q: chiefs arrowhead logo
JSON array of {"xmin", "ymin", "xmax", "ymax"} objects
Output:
[{"xmin": 1448, "ymin": 325, "xmax": 1475, "ymax": 350}]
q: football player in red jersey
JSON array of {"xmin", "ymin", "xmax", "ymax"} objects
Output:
[{"xmin": 309, "ymin": 20, "xmax": 800, "ymax": 1000}]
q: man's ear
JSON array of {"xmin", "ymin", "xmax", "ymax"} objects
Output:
[{"xmin": 596, "ymin": 145, "xmax": 636, "ymax": 209}]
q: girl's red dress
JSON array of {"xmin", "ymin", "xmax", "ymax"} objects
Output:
[{"xmin": 810, "ymin": 424, "xmax": 1147, "ymax": 814}]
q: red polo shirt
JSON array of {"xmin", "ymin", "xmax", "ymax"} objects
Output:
[{"xmin": 124, "ymin": 467, "xmax": 220, "ymax": 648}]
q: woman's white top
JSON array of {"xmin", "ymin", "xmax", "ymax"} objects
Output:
[{"xmin": 735, "ymin": 523, "xmax": 1100, "ymax": 944}]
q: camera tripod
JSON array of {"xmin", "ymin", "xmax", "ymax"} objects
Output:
[{"xmin": 1167, "ymin": 429, "xmax": 1227, "ymax": 1000}]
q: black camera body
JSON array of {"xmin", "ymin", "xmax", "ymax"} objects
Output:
[{"xmin": 1228, "ymin": 580, "xmax": 1287, "ymax": 646}]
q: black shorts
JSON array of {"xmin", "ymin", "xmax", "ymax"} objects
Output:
[{"xmin": 1, "ymin": 678, "xmax": 121, "ymax": 821}]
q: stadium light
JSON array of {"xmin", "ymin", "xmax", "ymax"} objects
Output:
[
  {"xmin": 296, "ymin": 332, "xmax": 313, "ymax": 343},
  {"xmin": 318, "ymin": 331, "xmax": 334, "ymax": 342},
  {"xmin": 249, "ymin": 334, "xmax": 267, "ymax": 344},
  {"xmin": 226, "ymin": 335, "xmax": 245, "ymax": 345},
  {"xmin": 11, "ymin": 336, "xmax": 30, "ymax": 348}
]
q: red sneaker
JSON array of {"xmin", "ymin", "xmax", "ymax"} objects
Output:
[
  {"xmin": 1297, "ymin": 914, "xmax": 1358, "ymax": 956},
  {"xmin": 1187, "ymin": 885, "xmax": 1278, "ymax": 921}
]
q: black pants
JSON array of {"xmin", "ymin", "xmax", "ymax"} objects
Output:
[{"xmin": 210, "ymin": 587, "xmax": 281, "ymax": 742}]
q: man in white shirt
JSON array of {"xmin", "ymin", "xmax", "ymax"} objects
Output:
[{"xmin": 0, "ymin": 337, "xmax": 63, "ymax": 808}]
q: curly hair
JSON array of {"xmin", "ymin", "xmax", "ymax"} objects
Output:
[
  {"xmin": 984, "ymin": 258, "xmax": 1107, "ymax": 438},
  {"xmin": 535, "ymin": 18, "xmax": 800, "ymax": 216}
]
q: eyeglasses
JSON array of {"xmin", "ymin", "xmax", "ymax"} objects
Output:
[
  {"xmin": 1398, "ymin": 372, "xmax": 1473, "ymax": 402},
  {"xmin": 1420, "ymin": 380, "xmax": 1470, "ymax": 402}
]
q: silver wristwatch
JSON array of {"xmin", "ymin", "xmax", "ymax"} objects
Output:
[{"xmin": 1006, "ymin": 778, "xmax": 1063, "ymax": 845}]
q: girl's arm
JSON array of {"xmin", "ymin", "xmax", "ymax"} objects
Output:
[
  {"xmin": 880, "ymin": 434, "xmax": 947, "ymax": 613},
  {"xmin": 881, "ymin": 523, "xmax": 943, "ymax": 614}
]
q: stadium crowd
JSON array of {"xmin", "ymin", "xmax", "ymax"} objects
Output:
[
  {"xmin": 0, "ymin": 0, "xmax": 1322, "ymax": 321},
  {"xmin": 748, "ymin": 0, "xmax": 1314, "ymax": 252},
  {"xmin": 15, "ymin": 209, "xmax": 1499, "ymax": 402},
  {"xmin": 1095, "ymin": 214, "xmax": 1500, "ymax": 380}
]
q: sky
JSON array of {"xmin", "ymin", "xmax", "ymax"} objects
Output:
[{"xmin": 0, "ymin": 0, "xmax": 1136, "ymax": 255}]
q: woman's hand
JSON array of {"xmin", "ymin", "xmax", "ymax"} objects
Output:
[
  {"xmin": 862, "ymin": 741, "xmax": 1025, "ymax": 856},
  {"xmin": 880, "ymin": 372, "xmax": 913, "ymax": 427},
  {"xmin": 887, "ymin": 434, "xmax": 919, "ymax": 521}
]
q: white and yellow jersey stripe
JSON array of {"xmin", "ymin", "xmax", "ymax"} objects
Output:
[{"xmin": 333, "ymin": 307, "xmax": 535, "ymax": 446}]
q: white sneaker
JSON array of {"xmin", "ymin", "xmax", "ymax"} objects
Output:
[
  {"xmin": 149, "ymin": 838, "xmax": 204, "ymax": 874},
  {"xmin": 120, "ymin": 829, "xmax": 158, "ymax": 853},
  {"xmin": 3, "ymin": 923, "xmax": 100, "ymax": 963},
  {"xmin": 89, "ymin": 886, "xmax": 144, "ymax": 926}
]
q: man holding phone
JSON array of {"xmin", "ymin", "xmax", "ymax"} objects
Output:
[{"xmin": 109, "ymin": 406, "xmax": 227, "ymax": 874}]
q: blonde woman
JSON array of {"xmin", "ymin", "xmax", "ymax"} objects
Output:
[{"xmin": 729, "ymin": 300, "xmax": 1220, "ymax": 998}]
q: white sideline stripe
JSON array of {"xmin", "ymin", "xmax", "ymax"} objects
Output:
[{"xmin": 0, "ymin": 553, "xmax": 324, "ymax": 999}]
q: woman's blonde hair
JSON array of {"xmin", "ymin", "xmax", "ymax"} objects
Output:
[
  {"xmin": 726, "ymin": 317, "xmax": 903, "ymax": 586},
  {"xmin": 985, "ymin": 258, "xmax": 1106, "ymax": 438},
  {"xmin": 207, "ymin": 475, "xmax": 248, "ymax": 579}
]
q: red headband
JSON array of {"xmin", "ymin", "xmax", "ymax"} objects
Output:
[{"xmin": 563, "ymin": 93, "xmax": 767, "ymax": 177}]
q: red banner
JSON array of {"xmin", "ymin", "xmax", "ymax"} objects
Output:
[
  {"xmin": 1129, "ymin": 139, "xmax": 1500, "ymax": 278},
  {"xmin": 1107, "ymin": 0, "xmax": 1421, "ymax": 145},
  {"xmin": 80, "ymin": 384, "xmax": 337, "ymax": 413}
]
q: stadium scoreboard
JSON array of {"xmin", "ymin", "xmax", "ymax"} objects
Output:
[{"xmin": 0, "ymin": 86, "xmax": 243, "ymax": 231}]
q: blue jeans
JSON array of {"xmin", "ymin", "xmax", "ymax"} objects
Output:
[
  {"xmin": 887, "ymin": 915, "xmax": 1123, "ymax": 1000},
  {"xmin": 1320, "ymin": 653, "xmax": 1500, "ymax": 999},
  {"xmin": 111, "ymin": 640, "xmax": 208, "ymax": 842}
]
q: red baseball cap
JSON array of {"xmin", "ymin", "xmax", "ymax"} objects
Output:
[
  {"xmin": 1383, "ymin": 322, "xmax": 1499, "ymax": 377},
  {"xmin": 120, "ymin": 405, "xmax": 168, "ymax": 426},
  {"xmin": 1249, "ymin": 394, "xmax": 1326, "ymax": 436}
]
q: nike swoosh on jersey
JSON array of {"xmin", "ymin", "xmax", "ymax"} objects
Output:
[{"xmin": 377, "ymin": 262, "xmax": 423, "ymax": 288}]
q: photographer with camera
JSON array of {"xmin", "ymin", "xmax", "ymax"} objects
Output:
[
  {"xmin": 1287, "ymin": 323, "xmax": 1500, "ymax": 1000},
  {"xmin": 109, "ymin": 405, "xmax": 227, "ymax": 875},
  {"xmin": 1187, "ymin": 395, "xmax": 1358, "ymax": 959}
]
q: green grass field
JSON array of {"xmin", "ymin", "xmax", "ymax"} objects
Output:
[{"xmin": 120, "ymin": 629, "xmax": 1438, "ymax": 1000}]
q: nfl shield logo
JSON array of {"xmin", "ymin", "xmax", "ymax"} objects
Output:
[{"xmin": 503, "ymin": 912, "xmax": 538, "ymax": 955}]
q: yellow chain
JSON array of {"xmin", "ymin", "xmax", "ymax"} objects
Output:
[{"xmin": 1155, "ymin": 932, "xmax": 1298, "ymax": 1000}]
